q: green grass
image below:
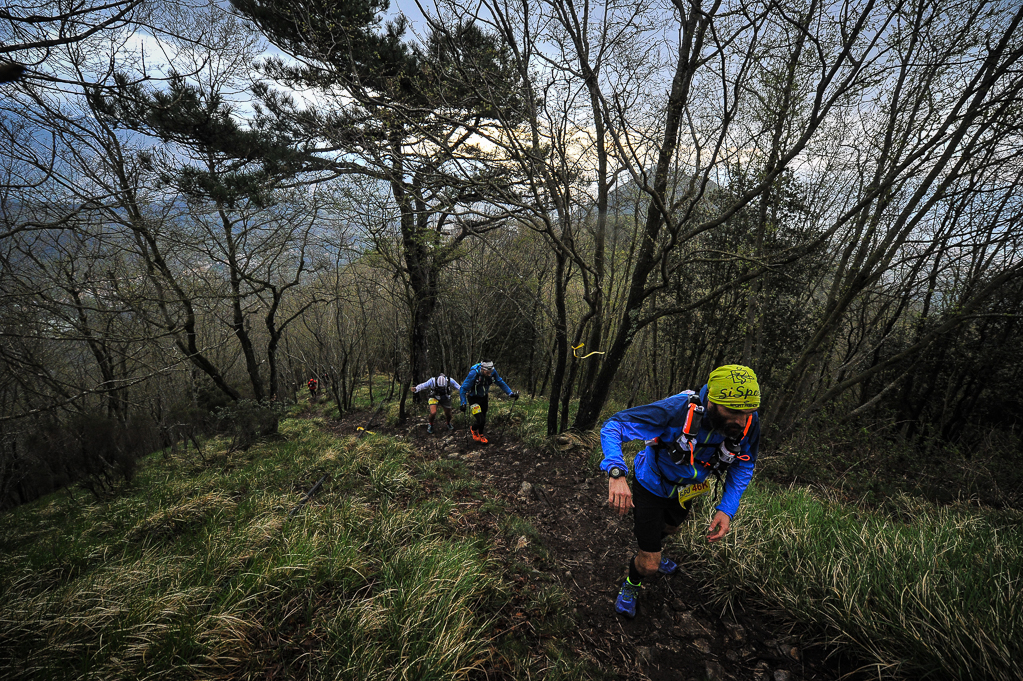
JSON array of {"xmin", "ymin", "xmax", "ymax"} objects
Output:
[
  {"xmin": 672, "ymin": 483, "xmax": 1023, "ymax": 681},
  {"xmin": 6, "ymin": 387, "xmax": 1022, "ymax": 681},
  {"xmin": 0, "ymin": 416, "xmax": 589, "ymax": 680},
  {"xmin": 496, "ymin": 392, "xmax": 1023, "ymax": 680}
]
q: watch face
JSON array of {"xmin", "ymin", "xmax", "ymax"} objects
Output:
[{"xmin": 610, "ymin": 467, "xmax": 623, "ymax": 478}]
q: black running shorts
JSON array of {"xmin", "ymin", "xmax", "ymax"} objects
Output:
[{"xmin": 632, "ymin": 480, "xmax": 692, "ymax": 553}]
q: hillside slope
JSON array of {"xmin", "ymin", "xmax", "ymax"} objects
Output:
[{"xmin": 346, "ymin": 407, "xmax": 849, "ymax": 681}]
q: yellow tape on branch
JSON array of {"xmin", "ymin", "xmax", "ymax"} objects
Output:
[{"xmin": 572, "ymin": 343, "xmax": 606, "ymax": 359}]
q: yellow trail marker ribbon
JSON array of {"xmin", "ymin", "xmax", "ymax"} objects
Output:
[{"xmin": 572, "ymin": 343, "xmax": 606, "ymax": 359}]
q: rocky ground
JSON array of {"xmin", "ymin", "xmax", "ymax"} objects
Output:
[{"xmin": 326, "ymin": 406, "xmax": 863, "ymax": 681}]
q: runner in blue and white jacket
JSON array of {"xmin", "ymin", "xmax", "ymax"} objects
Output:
[
  {"xmin": 459, "ymin": 360, "xmax": 518, "ymax": 443},
  {"xmin": 411, "ymin": 373, "xmax": 459, "ymax": 434},
  {"xmin": 600, "ymin": 364, "xmax": 761, "ymax": 619}
]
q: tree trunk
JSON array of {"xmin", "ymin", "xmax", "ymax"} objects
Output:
[
  {"xmin": 573, "ymin": 7, "xmax": 703, "ymax": 430},
  {"xmin": 547, "ymin": 250, "xmax": 569, "ymax": 435}
]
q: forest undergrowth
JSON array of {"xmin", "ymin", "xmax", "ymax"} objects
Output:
[{"xmin": 0, "ymin": 394, "xmax": 1020, "ymax": 680}]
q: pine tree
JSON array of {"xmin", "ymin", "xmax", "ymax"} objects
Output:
[{"xmin": 231, "ymin": 0, "xmax": 526, "ymax": 398}]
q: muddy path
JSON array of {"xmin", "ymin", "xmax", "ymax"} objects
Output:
[{"xmin": 326, "ymin": 407, "xmax": 859, "ymax": 681}]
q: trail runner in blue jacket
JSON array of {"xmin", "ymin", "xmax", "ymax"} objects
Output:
[
  {"xmin": 599, "ymin": 364, "xmax": 761, "ymax": 618},
  {"xmin": 459, "ymin": 361, "xmax": 519, "ymax": 443}
]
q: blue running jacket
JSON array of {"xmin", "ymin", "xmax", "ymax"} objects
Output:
[
  {"xmin": 599, "ymin": 385, "xmax": 760, "ymax": 519},
  {"xmin": 459, "ymin": 363, "xmax": 513, "ymax": 401}
]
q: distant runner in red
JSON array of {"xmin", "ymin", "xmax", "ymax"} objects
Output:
[{"xmin": 307, "ymin": 378, "xmax": 318, "ymax": 399}]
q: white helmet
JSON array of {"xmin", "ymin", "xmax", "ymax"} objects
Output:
[
  {"xmin": 436, "ymin": 374, "xmax": 447, "ymax": 387},
  {"xmin": 480, "ymin": 361, "xmax": 495, "ymax": 370}
]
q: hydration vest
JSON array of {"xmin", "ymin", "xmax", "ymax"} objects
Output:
[
  {"xmin": 650, "ymin": 394, "xmax": 753, "ymax": 490},
  {"xmin": 469, "ymin": 364, "xmax": 495, "ymax": 393},
  {"xmin": 431, "ymin": 376, "xmax": 453, "ymax": 398}
]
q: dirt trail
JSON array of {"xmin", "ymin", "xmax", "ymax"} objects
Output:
[{"xmin": 328, "ymin": 408, "xmax": 856, "ymax": 681}]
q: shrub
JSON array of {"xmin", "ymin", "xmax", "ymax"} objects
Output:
[
  {"xmin": 12, "ymin": 412, "xmax": 160, "ymax": 505},
  {"xmin": 213, "ymin": 400, "xmax": 287, "ymax": 452}
]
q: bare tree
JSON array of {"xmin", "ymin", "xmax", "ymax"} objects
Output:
[
  {"xmin": 766, "ymin": 2, "xmax": 1023, "ymax": 432},
  {"xmin": 447, "ymin": 0, "xmax": 1023, "ymax": 434},
  {"xmin": 0, "ymin": 0, "xmax": 145, "ymax": 75}
]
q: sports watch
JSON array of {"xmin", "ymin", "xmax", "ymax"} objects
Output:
[{"xmin": 607, "ymin": 466, "xmax": 626, "ymax": 479}]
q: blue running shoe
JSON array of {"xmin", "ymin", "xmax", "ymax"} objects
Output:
[
  {"xmin": 658, "ymin": 557, "xmax": 678, "ymax": 575},
  {"xmin": 447, "ymin": 422, "xmax": 454, "ymax": 430},
  {"xmin": 427, "ymin": 423, "xmax": 434, "ymax": 434},
  {"xmin": 615, "ymin": 579, "xmax": 640, "ymax": 618}
]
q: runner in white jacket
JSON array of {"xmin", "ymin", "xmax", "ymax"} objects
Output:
[{"xmin": 412, "ymin": 374, "xmax": 460, "ymax": 434}]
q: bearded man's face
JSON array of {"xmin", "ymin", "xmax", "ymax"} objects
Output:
[{"xmin": 707, "ymin": 402, "xmax": 755, "ymax": 439}]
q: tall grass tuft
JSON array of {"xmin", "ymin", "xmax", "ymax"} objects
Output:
[
  {"xmin": 0, "ymin": 416, "xmax": 501, "ymax": 680},
  {"xmin": 315, "ymin": 540, "xmax": 499, "ymax": 680},
  {"xmin": 675, "ymin": 484, "xmax": 1023, "ymax": 681}
]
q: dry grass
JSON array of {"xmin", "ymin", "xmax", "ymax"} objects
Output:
[
  {"xmin": 674, "ymin": 484, "xmax": 1023, "ymax": 680},
  {"xmin": 0, "ymin": 417, "xmax": 500, "ymax": 680}
]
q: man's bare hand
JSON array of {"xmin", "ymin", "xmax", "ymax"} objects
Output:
[
  {"xmin": 608, "ymin": 476, "xmax": 634, "ymax": 516},
  {"xmin": 706, "ymin": 510, "xmax": 731, "ymax": 542}
]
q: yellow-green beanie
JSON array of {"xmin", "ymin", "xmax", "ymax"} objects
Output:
[{"xmin": 707, "ymin": 365, "xmax": 760, "ymax": 410}]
